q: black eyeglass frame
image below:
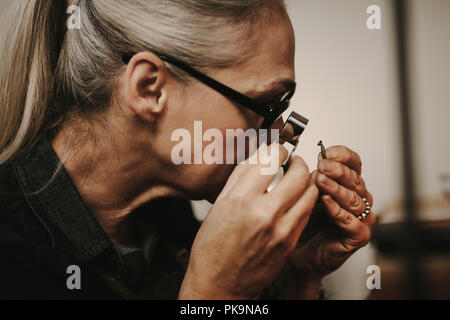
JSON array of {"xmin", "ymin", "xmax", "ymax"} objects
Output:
[{"xmin": 122, "ymin": 52, "xmax": 296, "ymax": 129}]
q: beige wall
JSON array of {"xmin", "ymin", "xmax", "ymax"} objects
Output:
[
  {"xmin": 0, "ymin": 0, "xmax": 13, "ymax": 17},
  {"xmin": 409, "ymin": 0, "xmax": 450, "ymax": 203}
]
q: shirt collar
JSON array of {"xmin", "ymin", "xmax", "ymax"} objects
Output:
[{"xmin": 11, "ymin": 134, "xmax": 112, "ymax": 262}]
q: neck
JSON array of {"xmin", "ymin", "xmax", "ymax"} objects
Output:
[{"xmin": 50, "ymin": 121, "xmax": 179, "ymax": 247}]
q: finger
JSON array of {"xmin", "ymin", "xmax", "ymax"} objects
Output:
[
  {"xmin": 318, "ymin": 146, "xmax": 362, "ymax": 175},
  {"xmin": 216, "ymin": 143, "xmax": 272, "ymax": 202},
  {"xmin": 280, "ymin": 180, "xmax": 319, "ymax": 238},
  {"xmin": 317, "ymin": 159, "xmax": 367, "ymax": 197},
  {"xmin": 310, "ymin": 170, "xmax": 327, "ymax": 201},
  {"xmin": 365, "ymin": 207, "xmax": 377, "ymax": 227},
  {"xmin": 321, "ymin": 195, "xmax": 372, "ymax": 247},
  {"xmin": 310, "ymin": 170, "xmax": 320, "ymax": 195},
  {"xmin": 226, "ymin": 143, "xmax": 289, "ymax": 198},
  {"xmin": 267, "ymin": 155, "xmax": 312, "ymax": 213},
  {"xmin": 216, "ymin": 162, "xmax": 254, "ymax": 202},
  {"xmin": 315, "ymin": 173, "xmax": 366, "ymax": 216}
]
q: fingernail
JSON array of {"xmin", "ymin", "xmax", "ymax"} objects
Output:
[
  {"xmin": 318, "ymin": 173, "xmax": 330, "ymax": 186},
  {"xmin": 318, "ymin": 160, "xmax": 332, "ymax": 173},
  {"xmin": 343, "ymin": 215, "xmax": 353, "ymax": 225},
  {"xmin": 327, "ymin": 149, "xmax": 338, "ymax": 159}
]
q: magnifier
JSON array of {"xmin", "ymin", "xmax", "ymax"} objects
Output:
[{"xmin": 266, "ymin": 111, "xmax": 309, "ymax": 192}]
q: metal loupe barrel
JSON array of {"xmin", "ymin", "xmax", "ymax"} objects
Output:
[
  {"xmin": 279, "ymin": 111, "xmax": 309, "ymax": 146},
  {"xmin": 266, "ymin": 112, "xmax": 309, "ymax": 193}
]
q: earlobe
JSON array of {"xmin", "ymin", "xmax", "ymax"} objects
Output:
[{"xmin": 124, "ymin": 52, "xmax": 168, "ymax": 123}]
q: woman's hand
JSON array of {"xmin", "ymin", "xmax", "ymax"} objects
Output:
[
  {"xmin": 179, "ymin": 143, "xmax": 319, "ymax": 300},
  {"xmin": 283, "ymin": 145, "xmax": 376, "ymax": 298}
]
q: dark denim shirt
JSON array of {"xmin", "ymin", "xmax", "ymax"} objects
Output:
[{"xmin": 0, "ymin": 134, "xmax": 199, "ymax": 299}]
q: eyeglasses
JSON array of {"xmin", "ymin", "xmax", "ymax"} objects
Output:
[{"xmin": 122, "ymin": 52, "xmax": 308, "ymax": 145}]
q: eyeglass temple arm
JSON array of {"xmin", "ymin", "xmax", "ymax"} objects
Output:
[
  {"xmin": 158, "ymin": 54, "xmax": 272, "ymax": 117},
  {"xmin": 123, "ymin": 52, "xmax": 271, "ymax": 118}
]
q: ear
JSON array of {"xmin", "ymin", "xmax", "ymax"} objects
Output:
[{"xmin": 124, "ymin": 52, "xmax": 168, "ymax": 123}]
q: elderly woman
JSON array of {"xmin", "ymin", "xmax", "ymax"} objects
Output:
[{"xmin": 0, "ymin": 0, "xmax": 374, "ymax": 299}]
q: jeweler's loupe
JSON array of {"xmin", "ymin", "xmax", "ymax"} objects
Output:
[
  {"xmin": 277, "ymin": 111, "xmax": 309, "ymax": 164},
  {"xmin": 266, "ymin": 111, "xmax": 309, "ymax": 193},
  {"xmin": 279, "ymin": 111, "xmax": 309, "ymax": 147}
]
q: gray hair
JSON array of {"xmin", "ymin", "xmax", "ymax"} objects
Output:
[{"xmin": 0, "ymin": 0, "xmax": 286, "ymax": 165}]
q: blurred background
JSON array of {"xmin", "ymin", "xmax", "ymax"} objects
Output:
[
  {"xmin": 288, "ymin": 0, "xmax": 450, "ymax": 299},
  {"xmin": 1, "ymin": 0, "xmax": 449, "ymax": 299}
]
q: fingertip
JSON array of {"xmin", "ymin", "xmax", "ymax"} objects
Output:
[
  {"xmin": 271, "ymin": 143, "xmax": 289, "ymax": 162},
  {"xmin": 290, "ymin": 154, "xmax": 306, "ymax": 165},
  {"xmin": 317, "ymin": 159, "xmax": 328, "ymax": 173},
  {"xmin": 309, "ymin": 182, "xmax": 320, "ymax": 195},
  {"xmin": 287, "ymin": 155, "xmax": 309, "ymax": 174},
  {"xmin": 326, "ymin": 148, "xmax": 338, "ymax": 160},
  {"xmin": 317, "ymin": 173, "xmax": 328, "ymax": 185}
]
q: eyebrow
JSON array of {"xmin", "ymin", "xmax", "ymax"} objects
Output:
[{"xmin": 247, "ymin": 79, "xmax": 297, "ymax": 100}]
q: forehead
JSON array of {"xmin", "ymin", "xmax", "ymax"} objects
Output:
[{"xmin": 234, "ymin": 11, "xmax": 296, "ymax": 93}]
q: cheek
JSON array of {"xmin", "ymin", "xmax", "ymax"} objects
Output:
[
  {"xmin": 199, "ymin": 100, "xmax": 262, "ymax": 165},
  {"xmin": 160, "ymin": 84, "xmax": 263, "ymax": 196},
  {"xmin": 186, "ymin": 84, "xmax": 261, "ymax": 130}
]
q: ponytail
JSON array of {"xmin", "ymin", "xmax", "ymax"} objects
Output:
[{"xmin": 0, "ymin": 0, "xmax": 67, "ymax": 164}]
